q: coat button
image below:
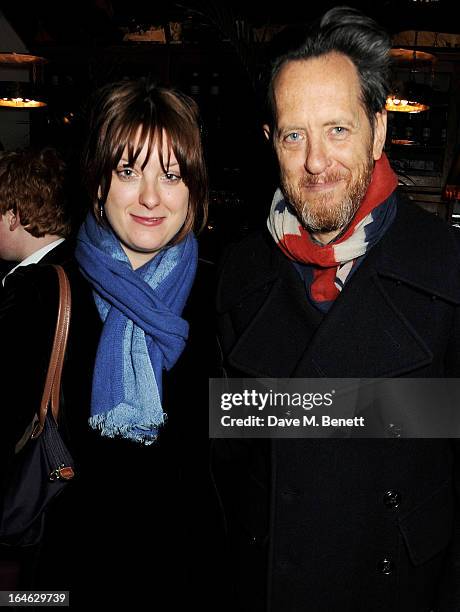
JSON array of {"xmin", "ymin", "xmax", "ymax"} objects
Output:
[
  {"xmin": 383, "ymin": 489, "xmax": 401, "ymax": 509},
  {"xmin": 249, "ymin": 534, "xmax": 267, "ymax": 548},
  {"xmin": 281, "ymin": 489, "xmax": 299, "ymax": 502},
  {"xmin": 377, "ymin": 558, "xmax": 395, "ymax": 575},
  {"xmin": 386, "ymin": 423, "xmax": 403, "ymax": 438}
]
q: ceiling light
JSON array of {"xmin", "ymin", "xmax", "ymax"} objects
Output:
[
  {"xmin": 386, "ymin": 47, "xmax": 434, "ymax": 113},
  {"xmin": 0, "ymin": 53, "xmax": 47, "ymax": 66},
  {"xmin": 0, "ymin": 82, "xmax": 46, "ymax": 108}
]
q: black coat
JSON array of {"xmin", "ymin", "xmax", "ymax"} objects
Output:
[
  {"xmin": 0, "ymin": 241, "xmax": 221, "ymax": 608},
  {"xmin": 0, "ymin": 241, "xmax": 100, "ymax": 467},
  {"xmin": 214, "ymin": 195, "xmax": 460, "ymax": 612}
]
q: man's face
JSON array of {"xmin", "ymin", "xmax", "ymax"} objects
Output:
[{"xmin": 270, "ymin": 52, "xmax": 386, "ymax": 236}]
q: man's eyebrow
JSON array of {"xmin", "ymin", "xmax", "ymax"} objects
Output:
[
  {"xmin": 277, "ymin": 118, "xmax": 359, "ymax": 131},
  {"xmin": 277, "ymin": 125, "xmax": 305, "ymax": 132},
  {"xmin": 323, "ymin": 117, "xmax": 358, "ymax": 128}
]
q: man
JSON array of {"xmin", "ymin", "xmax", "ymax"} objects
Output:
[
  {"xmin": 0, "ymin": 148, "xmax": 100, "ymax": 589},
  {"xmin": 214, "ymin": 7, "xmax": 460, "ymax": 612},
  {"xmin": 0, "ymin": 149, "xmax": 69, "ymax": 279},
  {"xmin": 0, "ymin": 147, "xmax": 77, "ymax": 451}
]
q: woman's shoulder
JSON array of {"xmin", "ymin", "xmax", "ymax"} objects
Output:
[
  {"xmin": 172, "ymin": 257, "xmax": 220, "ymax": 376},
  {"xmin": 184, "ymin": 257, "xmax": 217, "ymax": 321}
]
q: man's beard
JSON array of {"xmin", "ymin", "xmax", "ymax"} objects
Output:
[{"xmin": 281, "ymin": 157, "xmax": 374, "ymax": 234}]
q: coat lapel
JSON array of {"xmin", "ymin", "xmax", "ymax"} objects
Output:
[
  {"xmin": 227, "ymin": 250, "xmax": 432, "ymax": 378},
  {"xmin": 292, "ymin": 258, "xmax": 432, "ymax": 377},
  {"xmin": 227, "ymin": 267, "xmax": 323, "ymax": 377},
  {"xmin": 224, "ymin": 199, "xmax": 460, "ymax": 379}
]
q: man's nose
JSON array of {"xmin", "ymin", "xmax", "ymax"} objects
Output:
[{"xmin": 304, "ymin": 137, "xmax": 330, "ymax": 175}]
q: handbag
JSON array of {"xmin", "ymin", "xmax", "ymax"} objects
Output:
[{"xmin": 0, "ymin": 264, "xmax": 75, "ymax": 547}]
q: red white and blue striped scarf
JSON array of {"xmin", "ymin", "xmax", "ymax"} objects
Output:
[{"xmin": 267, "ymin": 154, "xmax": 399, "ymax": 312}]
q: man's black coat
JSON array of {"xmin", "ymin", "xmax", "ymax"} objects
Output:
[{"xmin": 214, "ymin": 197, "xmax": 460, "ymax": 612}]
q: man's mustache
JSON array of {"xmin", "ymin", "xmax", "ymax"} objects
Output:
[{"xmin": 299, "ymin": 172, "xmax": 349, "ymax": 188}]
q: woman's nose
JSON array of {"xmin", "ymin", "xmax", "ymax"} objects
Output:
[{"xmin": 139, "ymin": 179, "xmax": 160, "ymax": 208}]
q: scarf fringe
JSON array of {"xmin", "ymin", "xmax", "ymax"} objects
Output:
[
  {"xmin": 89, "ymin": 405, "xmax": 166, "ymax": 445},
  {"xmin": 75, "ymin": 213, "xmax": 197, "ymax": 445}
]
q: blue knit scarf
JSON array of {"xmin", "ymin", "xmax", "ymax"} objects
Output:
[{"xmin": 75, "ymin": 213, "xmax": 198, "ymax": 444}]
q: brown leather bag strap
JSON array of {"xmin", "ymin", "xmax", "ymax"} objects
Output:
[
  {"xmin": 32, "ymin": 264, "xmax": 72, "ymax": 438},
  {"xmin": 50, "ymin": 265, "xmax": 71, "ymax": 422}
]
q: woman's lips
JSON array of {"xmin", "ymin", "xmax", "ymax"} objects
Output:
[{"xmin": 130, "ymin": 214, "xmax": 164, "ymax": 226}]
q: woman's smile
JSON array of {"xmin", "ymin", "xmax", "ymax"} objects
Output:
[{"xmin": 130, "ymin": 214, "xmax": 165, "ymax": 226}]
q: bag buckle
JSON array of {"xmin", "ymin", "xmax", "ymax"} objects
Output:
[{"xmin": 49, "ymin": 464, "xmax": 75, "ymax": 482}]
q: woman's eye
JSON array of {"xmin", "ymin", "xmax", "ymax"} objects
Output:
[
  {"xmin": 164, "ymin": 173, "xmax": 181, "ymax": 182},
  {"xmin": 116, "ymin": 168, "xmax": 136, "ymax": 180}
]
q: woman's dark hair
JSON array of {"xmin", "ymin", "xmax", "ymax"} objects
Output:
[
  {"xmin": 267, "ymin": 6, "xmax": 392, "ymax": 128},
  {"xmin": 82, "ymin": 78, "xmax": 208, "ymax": 243}
]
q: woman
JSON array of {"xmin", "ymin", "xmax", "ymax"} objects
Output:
[
  {"xmin": 76, "ymin": 78, "xmax": 207, "ymax": 444},
  {"xmin": 31, "ymin": 79, "xmax": 217, "ymax": 607}
]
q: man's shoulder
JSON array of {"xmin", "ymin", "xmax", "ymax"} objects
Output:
[
  {"xmin": 2, "ymin": 241, "xmax": 91, "ymax": 311},
  {"xmin": 379, "ymin": 195, "xmax": 460, "ymax": 302},
  {"xmin": 4, "ymin": 240, "xmax": 73, "ymax": 286},
  {"xmin": 3, "ymin": 262, "xmax": 56, "ymax": 294},
  {"xmin": 395, "ymin": 194, "xmax": 460, "ymax": 251},
  {"xmin": 0, "ymin": 268, "xmax": 57, "ymax": 346}
]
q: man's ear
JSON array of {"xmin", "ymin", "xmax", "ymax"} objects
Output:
[
  {"xmin": 7, "ymin": 210, "xmax": 20, "ymax": 231},
  {"xmin": 372, "ymin": 110, "xmax": 387, "ymax": 161},
  {"xmin": 263, "ymin": 124, "xmax": 271, "ymax": 141}
]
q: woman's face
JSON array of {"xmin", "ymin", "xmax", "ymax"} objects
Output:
[{"xmin": 104, "ymin": 133, "xmax": 189, "ymax": 269}]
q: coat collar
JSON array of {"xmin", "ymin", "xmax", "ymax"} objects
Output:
[
  {"xmin": 220, "ymin": 196, "xmax": 460, "ymax": 378},
  {"xmin": 372, "ymin": 198, "xmax": 460, "ymax": 304}
]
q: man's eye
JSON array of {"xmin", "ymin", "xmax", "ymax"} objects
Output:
[
  {"xmin": 331, "ymin": 127, "xmax": 348, "ymax": 137},
  {"xmin": 285, "ymin": 132, "xmax": 302, "ymax": 142}
]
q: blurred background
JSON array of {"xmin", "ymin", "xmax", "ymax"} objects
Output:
[{"xmin": 1, "ymin": 0, "xmax": 460, "ymax": 261}]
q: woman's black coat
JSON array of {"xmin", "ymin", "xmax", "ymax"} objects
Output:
[{"xmin": 0, "ymin": 241, "xmax": 220, "ymax": 608}]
